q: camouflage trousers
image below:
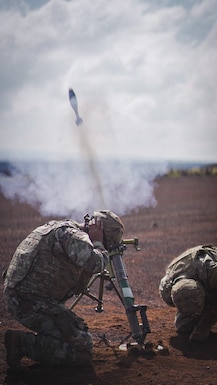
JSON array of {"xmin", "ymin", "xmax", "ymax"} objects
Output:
[
  {"xmin": 175, "ymin": 311, "xmax": 201, "ymax": 333},
  {"xmin": 3, "ymin": 287, "xmax": 93, "ymax": 366}
]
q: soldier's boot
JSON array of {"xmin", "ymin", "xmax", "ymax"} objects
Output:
[
  {"xmin": 190, "ymin": 308, "xmax": 217, "ymax": 342},
  {"xmin": 5, "ymin": 330, "xmax": 27, "ymax": 371}
]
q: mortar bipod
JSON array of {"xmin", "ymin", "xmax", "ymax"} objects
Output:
[
  {"xmin": 69, "ymin": 267, "xmax": 123, "ymax": 312},
  {"xmin": 69, "ymin": 238, "xmax": 151, "ymax": 345}
]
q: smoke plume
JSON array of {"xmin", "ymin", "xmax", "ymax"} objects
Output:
[{"xmin": 0, "ymin": 158, "xmax": 168, "ymax": 220}]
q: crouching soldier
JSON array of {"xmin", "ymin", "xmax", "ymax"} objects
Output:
[
  {"xmin": 159, "ymin": 245, "xmax": 217, "ymax": 342},
  {"xmin": 3, "ymin": 210, "xmax": 124, "ymax": 370}
]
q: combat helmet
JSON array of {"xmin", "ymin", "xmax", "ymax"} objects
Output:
[
  {"xmin": 171, "ymin": 278, "xmax": 205, "ymax": 315},
  {"xmin": 94, "ymin": 210, "xmax": 124, "ymax": 250}
]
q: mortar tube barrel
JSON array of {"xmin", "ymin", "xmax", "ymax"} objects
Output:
[{"xmin": 111, "ymin": 252, "xmax": 142, "ymax": 341}]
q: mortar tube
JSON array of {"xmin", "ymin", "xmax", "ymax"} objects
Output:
[{"xmin": 111, "ymin": 252, "xmax": 142, "ymax": 342}]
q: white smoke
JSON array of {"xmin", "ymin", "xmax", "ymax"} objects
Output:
[{"xmin": 0, "ymin": 158, "xmax": 168, "ymax": 220}]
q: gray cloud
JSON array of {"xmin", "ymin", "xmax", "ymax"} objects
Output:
[{"xmin": 0, "ymin": 0, "xmax": 217, "ymax": 162}]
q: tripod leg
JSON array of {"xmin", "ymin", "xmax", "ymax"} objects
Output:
[
  {"xmin": 95, "ymin": 274, "xmax": 105, "ymax": 312},
  {"xmin": 69, "ymin": 274, "xmax": 100, "ymax": 310}
]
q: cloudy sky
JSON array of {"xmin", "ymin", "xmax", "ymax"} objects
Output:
[{"xmin": 0, "ymin": 0, "xmax": 217, "ymax": 163}]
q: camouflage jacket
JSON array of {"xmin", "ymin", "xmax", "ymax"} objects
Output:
[
  {"xmin": 159, "ymin": 244, "xmax": 217, "ymax": 306},
  {"xmin": 4, "ymin": 220, "xmax": 109, "ymax": 302}
]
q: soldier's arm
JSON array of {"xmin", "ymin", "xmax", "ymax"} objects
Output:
[
  {"xmin": 208, "ymin": 263, "xmax": 217, "ymax": 289},
  {"xmin": 196, "ymin": 253, "xmax": 217, "ymax": 288},
  {"xmin": 159, "ymin": 275, "xmax": 174, "ymax": 307},
  {"xmin": 55, "ymin": 227, "xmax": 109, "ymax": 274}
]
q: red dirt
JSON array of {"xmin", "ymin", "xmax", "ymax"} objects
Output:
[{"xmin": 0, "ymin": 175, "xmax": 217, "ymax": 385}]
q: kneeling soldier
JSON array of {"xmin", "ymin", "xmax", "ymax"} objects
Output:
[
  {"xmin": 3, "ymin": 210, "xmax": 124, "ymax": 370},
  {"xmin": 159, "ymin": 245, "xmax": 217, "ymax": 342}
]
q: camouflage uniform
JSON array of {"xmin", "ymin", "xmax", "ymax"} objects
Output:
[
  {"xmin": 159, "ymin": 245, "xmax": 217, "ymax": 334},
  {"xmin": 3, "ymin": 219, "xmax": 109, "ymax": 366}
]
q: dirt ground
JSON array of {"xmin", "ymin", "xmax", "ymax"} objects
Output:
[{"xmin": 0, "ymin": 175, "xmax": 217, "ymax": 385}]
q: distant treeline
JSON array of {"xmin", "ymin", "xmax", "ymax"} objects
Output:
[{"xmin": 165, "ymin": 164, "xmax": 217, "ymax": 178}]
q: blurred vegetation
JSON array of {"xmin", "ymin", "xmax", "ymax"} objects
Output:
[{"xmin": 165, "ymin": 164, "xmax": 217, "ymax": 178}]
